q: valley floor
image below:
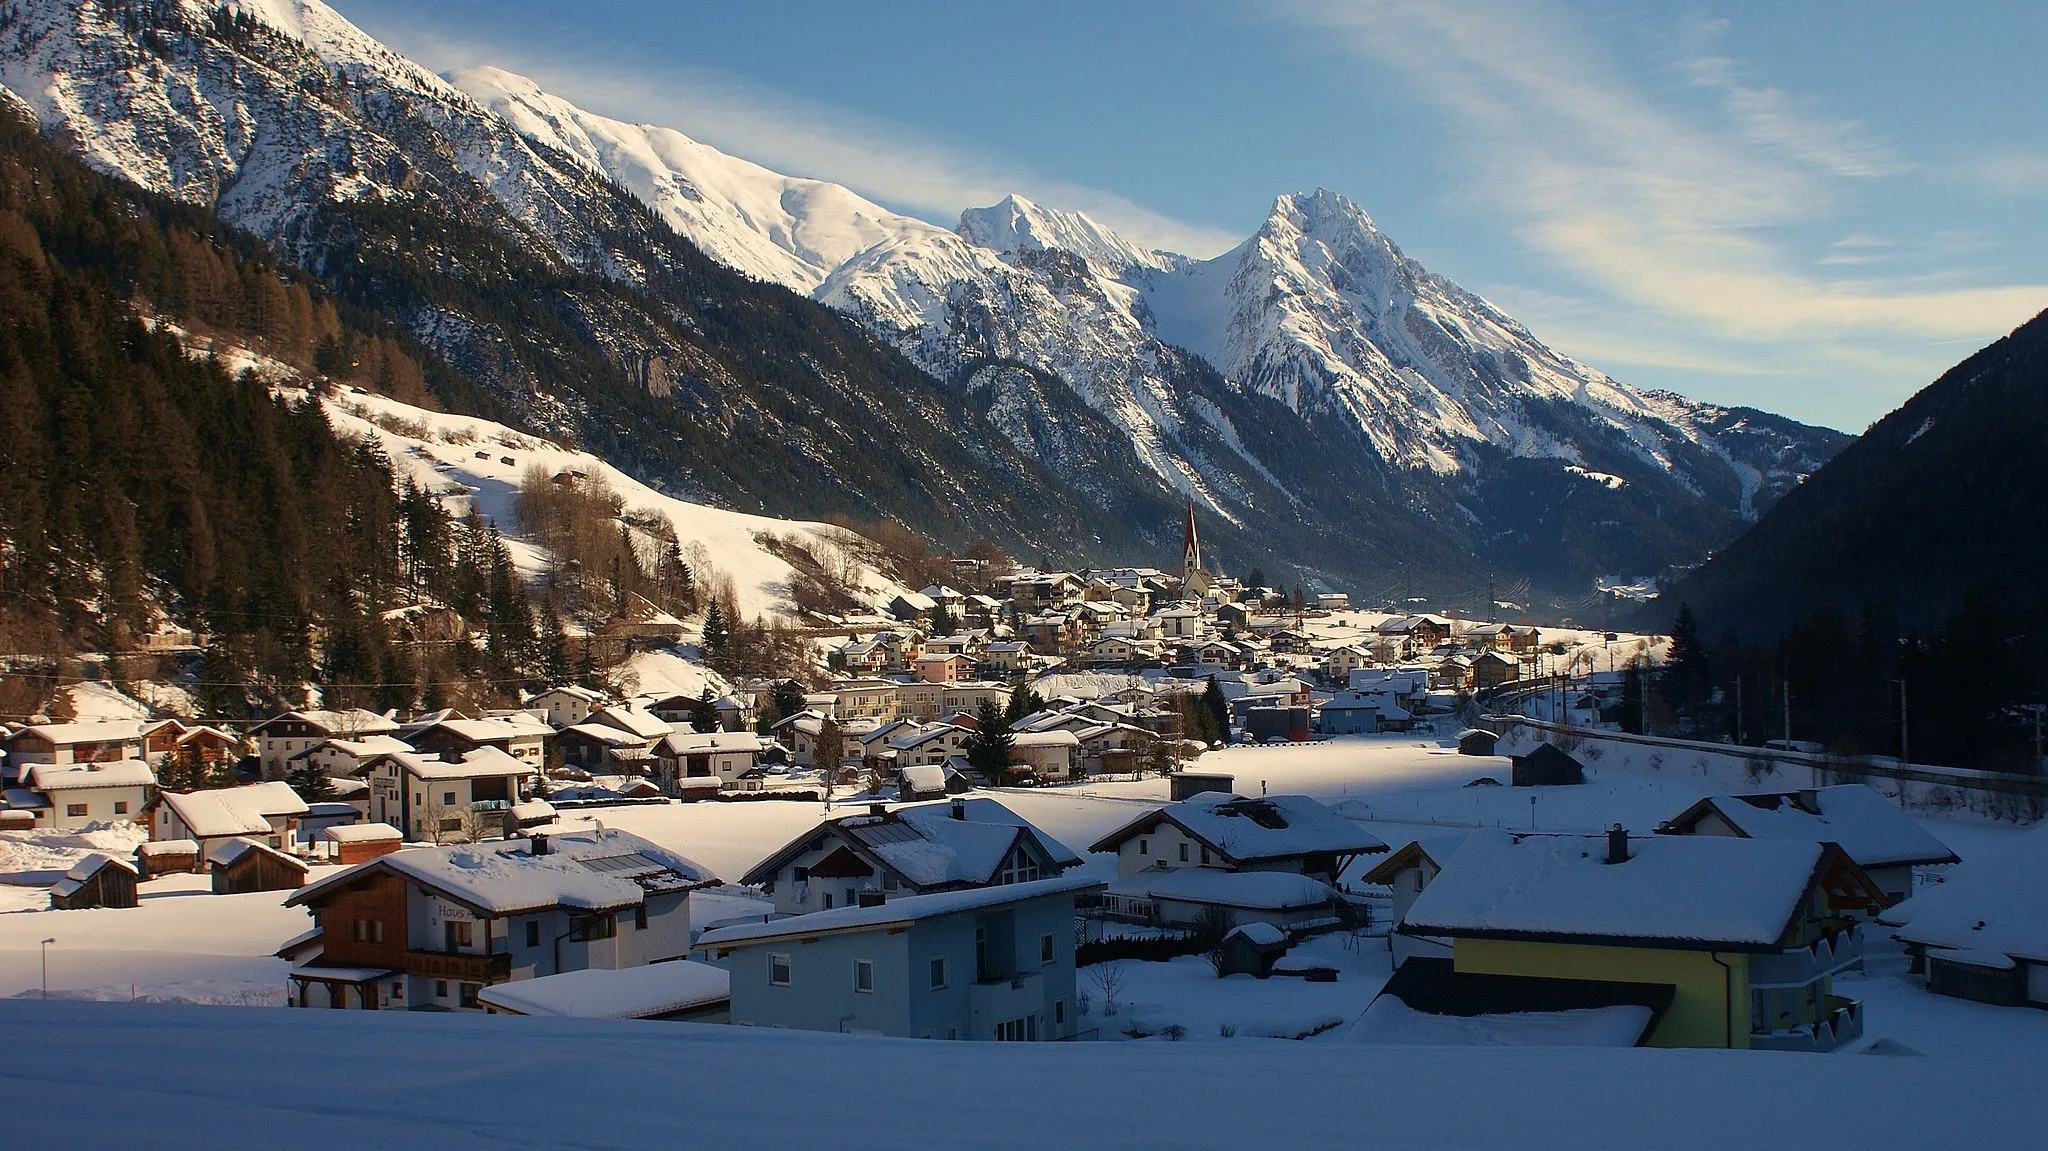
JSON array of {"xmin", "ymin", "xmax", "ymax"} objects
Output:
[{"xmin": 1, "ymin": 734, "xmax": 2043, "ymax": 1144}]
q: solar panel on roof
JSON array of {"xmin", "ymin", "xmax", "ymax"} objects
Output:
[
  {"xmin": 852, "ymin": 822, "xmax": 924, "ymax": 847},
  {"xmin": 578, "ymin": 852, "xmax": 662, "ymax": 874}
]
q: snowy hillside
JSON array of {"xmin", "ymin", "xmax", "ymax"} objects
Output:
[{"xmin": 320, "ymin": 387, "xmax": 912, "ymax": 622}]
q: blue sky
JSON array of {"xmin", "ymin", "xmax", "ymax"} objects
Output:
[{"xmin": 340, "ymin": 0, "xmax": 2047, "ymax": 432}]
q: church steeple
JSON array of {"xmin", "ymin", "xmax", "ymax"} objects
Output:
[{"xmin": 1181, "ymin": 498, "xmax": 1209, "ymax": 594}]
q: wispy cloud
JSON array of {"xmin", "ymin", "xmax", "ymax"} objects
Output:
[
  {"xmin": 345, "ymin": 20, "xmax": 1241, "ymax": 257},
  {"xmin": 1263, "ymin": 0, "xmax": 2047, "ymax": 345},
  {"xmin": 1973, "ymin": 146, "xmax": 2048, "ymax": 196}
]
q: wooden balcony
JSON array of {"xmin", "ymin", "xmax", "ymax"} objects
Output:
[{"xmin": 401, "ymin": 949, "xmax": 511, "ymax": 982}]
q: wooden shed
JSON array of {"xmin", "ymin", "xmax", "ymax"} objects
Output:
[
  {"xmin": 1215, "ymin": 922, "xmax": 1291, "ymax": 978},
  {"xmin": 1510, "ymin": 743, "xmax": 1585, "ymax": 786},
  {"xmin": 209, "ymin": 838, "xmax": 309, "ymax": 895},
  {"xmin": 1456, "ymin": 729, "xmax": 1500, "ymax": 756},
  {"xmin": 321, "ymin": 822, "xmax": 403, "ymax": 865},
  {"xmin": 134, "ymin": 839, "xmax": 200, "ymax": 878},
  {"xmin": 50, "ymin": 853, "xmax": 139, "ymax": 910}
]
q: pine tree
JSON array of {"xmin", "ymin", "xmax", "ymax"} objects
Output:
[
  {"xmin": 700, "ymin": 599, "xmax": 730, "ymax": 657},
  {"xmin": 537, "ymin": 597, "xmax": 570, "ymax": 684},
  {"xmin": 928, "ymin": 601, "xmax": 956, "ymax": 637},
  {"xmin": 691, "ymin": 691, "xmax": 720, "ymax": 733},
  {"xmin": 1201, "ymin": 675, "xmax": 1231, "ymax": 745},
  {"xmin": 963, "ymin": 698, "xmax": 1015, "ymax": 785},
  {"xmin": 814, "ymin": 713, "xmax": 845, "ymax": 778},
  {"xmin": 1005, "ymin": 685, "xmax": 1045, "ymax": 723},
  {"xmin": 285, "ymin": 760, "xmax": 337, "ymax": 803}
]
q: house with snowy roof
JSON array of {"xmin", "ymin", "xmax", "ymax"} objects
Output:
[
  {"xmin": 1658, "ymin": 784, "xmax": 1957, "ymax": 907},
  {"xmin": 1879, "ymin": 822, "xmax": 2048, "ymax": 1008},
  {"xmin": 651, "ymin": 730, "xmax": 765, "ymax": 797},
  {"xmin": 1009, "ymin": 730, "xmax": 1081, "ymax": 781},
  {"xmin": 352, "ymin": 747, "xmax": 537, "ymax": 843},
  {"xmin": 4, "ymin": 720, "xmax": 143, "ymax": 776},
  {"xmin": 1358, "ymin": 835, "xmax": 1469, "ymax": 964},
  {"xmin": 1394, "ymin": 827, "xmax": 1887, "ymax": 1050},
  {"xmin": 139, "ymin": 719, "xmax": 241, "ymax": 765},
  {"xmin": 742, "ymin": 797, "xmax": 1083, "ymax": 916},
  {"xmin": 249, "ymin": 709, "xmax": 402, "ymax": 779},
  {"xmin": 1089, "ymin": 793, "xmax": 1386, "ymax": 932},
  {"xmin": 525, "ymin": 685, "xmax": 609, "ymax": 729},
  {"xmin": 400, "ymin": 714, "xmax": 550, "ymax": 769},
  {"xmin": 12, "ymin": 759, "xmax": 157, "ymax": 830},
  {"xmin": 210, "ymin": 837, "xmax": 309, "ymax": 894},
  {"xmin": 148, "ymin": 780, "xmax": 310, "ymax": 855},
  {"xmin": 476, "ymin": 959, "xmax": 731, "ymax": 1022},
  {"xmin": 282, "ymin": 828, "xmax": 716, "ymax": 1012},
  {"xmin": 698, "ymin": 874, "xmax": 1100, "ymax": 1042}
]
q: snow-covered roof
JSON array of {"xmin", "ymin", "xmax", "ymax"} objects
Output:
[
  {"xmin": 299, "ymin": 735, "xmax": 414, "ymax": 762},
  {"xmin": 250, "ymin": 709, "xmax": 400, "ymax": 737},
  {"xmin": 1882, "ymin": 822, "xmax": 2048, "ymax": 964},
  {"xmin": 586, "ymin": 705, "xmax": 675, "ymax": 742},
  {"xmin": 1225, "ymin": 921, "xmax": 1288, "ymax": 947},
  {"xmin": 404, "ymin": 715, "xmax": 552, "ymax": 744},
  {"xmin": 1106, "ymin": 868, "xmax": 1342, "ymax": 910},
  {"xmin": 1011, "ymin": 730, "xmax": 1080, "ymax": 748},
  {"xmin": 137, "ymin": 839, "xmax": 198, "ymax": 857},
  {"xmin": 361, "ymin": 746, "xmax": 533, "ymax": 781},
  {"xmin": 1663, "ymin": 784, "xmax": 1958, "ymax": 868},
  {"xmin": 207, "ymin": 837, "xmax": 303, "ymax": 869},
  {"xmin": 658, "ymin": 731, "xmax": 765, "ymax": 755},
  {"xmin": 1088, "ymin": 793, "xmax": 1387, "ymax": 863},
  {"xmin": 741, "ymin": 797, "xmax": 1081, "ymax": 890},
  {"xmin": 1349, "ymin": 997, "xmax": 1654, "ymax": 1048},
  {"xmin": 474, "ymin": 960, "xmax": 730, "ymax": 1018},
  {"xmin": 14, "ymin": 720, "xmax": 142, "ymax": 745},
  {"xmin": 321, "ymin": 823, "xmax": 402, "ymax": 844},
  {"xmin": 158, "ymin": 782, "xmax": 309, "ymax": 838},
  {"xmin": 698, "ymin": 875, "xmax": 1102, "ymax": 948},
  {"xmin": 21, "ymin": 760, "xmax": 156, "ymax": 791},
  {"xmin": 562, "ymin": 722, "xmax": 653, "ymax": 747},
  {"xmin": 50, "ymin": 852, "xmax": 136, "ymax": 897},
  {"xmin": 527, "ymin": 684, "xmax": 608, "ymax": 705},
  {"xmin": 288, "ymin": 829, "xmax": 716, "ymax": 916},
  {"xmin": 1402, "ymin": 830, "xmax": 1830, "ymax": 951},
  {"xmin": 899, "ymin": 765, "xmax": 947, "ymax": 792}
]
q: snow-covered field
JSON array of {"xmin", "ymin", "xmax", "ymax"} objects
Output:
[
  {"xmin": 0, "ymin": 735, "xmax": 2041, "ymax": 1065},
  {"xmin": 0, "ymin": 997, "xmax": 2037, "ymax": 1150}
]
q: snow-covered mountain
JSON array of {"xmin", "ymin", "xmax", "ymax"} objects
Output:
[{"xmin": 0, "ymin": 0, "xmax": 1846, "ymax": 600}]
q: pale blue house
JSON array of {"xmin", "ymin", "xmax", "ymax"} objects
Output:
[{"xmin": 696, "ymin": 875, "xmax": 1101, "ymax": 1041}]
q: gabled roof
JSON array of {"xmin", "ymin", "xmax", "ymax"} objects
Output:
[
  {"xmin": 1882, "ymin": 822, "xmax": 2048, "ymax": 964},
  {"xmin": 51, "ymin": 852, "xmax": 136, "ymax": 897},
  {"xmin": 249, "ymin": 709, "xmax": 400, "ymax": 738},
  {"xmin": 156, "ymin": 782, "xmax": 309, "ymax": 838},
  {"xmin": 1401, "ymin": 830, "xmax": 1875, "ymax": 952},
  {"xmin": 698, "ymin": 875, "xmax": 1102, "ymax": 949},
  {"xmin": 1105, "ymin": 868, "xmax": 1342, "ymax": 910},
  {"xmin": 740, "ymin": 798, "xmax": 1081, "ymax": 890},
  {"xmin": 1660, "ymin": 784, "xmax": 1958, "ymax": 868},
  {"xmin": 12, "ymin": 720, "xmax": 143, "ymax": 745},
  {"xmin": 402, "ymin": 715, "xmax": 552, "ymax": 746},
  {"xmin": 21, "ymin": 760, "xmax": 156, "ymax": 791},
  {"xmin": 288, "ymin": 829, "xmax": 716, "ymax": 916},
  {"xmin": 356, "ymin": 746, "xmax": 533, "ymax": 781},
  {"xmin": 658, "ymin": 731, "xmax": 765, "ymax": 756},
  {"xmin": 208, "ymin": 836, "xmax": 306, "ymax": 870},
  {"xmin": 1357, "ymin": 835, "xmax": 1468, "ymax": 887},
  {"xmin": 475, "ymin": 960, "xmax": 730, "ymax": 1018},
  {"xmin": 1088, "ymin": 793, "xmax": 1388, "ymax": 864},
  {"xmin": 526, "ymin": 684, "xmax": 608, "ymax": 705},
  {"xmin": 586, "ymin": 705, "xmax": 674, "ymax": 742}
]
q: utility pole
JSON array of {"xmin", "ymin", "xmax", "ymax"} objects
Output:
[
  {"xmin": 1896, "ymin": 679, "xmax": 1909, "ymax": 765},
  {"xmin": 40, "ymin": 937, "xmax": 54, "ymax": 999},
  {"xmin": 1783, "ymin": 681, "xmax": 1792, "ymax": 746},
  {"xmin": 1735, "ymin": 674, "xmax": 1745, "ymax": 745}
]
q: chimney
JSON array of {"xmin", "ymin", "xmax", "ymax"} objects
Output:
[
  {"xmin": 858, "ymin": 891, "xmax": 886, "ymax": 908},
  {"xmin": 529, "ymin": 833, "xmax": 549, "ymax": 856},
  {"xmin": 1605, "ymin": 823, "xmax": 1629, "ymax": 864},
  {"xmin": 440, "ymin": 748, "xmax": 462, "ymax": 763},
  {"xmin": 1795, "ymin": 788, "xmax": 1820, "ymax": 814},
  {"xmin": 868, "ymin": 802, "xmax": 888, "ymax": 818},
  {"xmin": 950, "ymin": 797, "xmax": 967, "ymax": 821}
]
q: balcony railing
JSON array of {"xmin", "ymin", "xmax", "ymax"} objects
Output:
[
  {"xmin": 401, "ymin": 949, "xmax": 511, "ymax": 982},
  {"xmin": 1749, "ymin": 926, "xmax": 1863, "ymax": 989},
  {"xmin": 1751, "ymin": 996, "xmax": 1863, "ymax": 1053}
]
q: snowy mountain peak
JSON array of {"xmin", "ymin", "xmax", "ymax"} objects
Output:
[{"xmin": 958, "ymin": 193, "xmax": 1174, "ymax": 273}]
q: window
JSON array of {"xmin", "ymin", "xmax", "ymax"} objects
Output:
[
  {"xmin": 1138, "ymin": 838, "xmax": 1148, "ymax": 856},
  {"xmin": 770, "ymin": 953, "xmax": 791, "ymax": 987},
  {"xmin": 113, "ymin": 801, "xmax": 128, "ymax": 815},
  {"xmin": 1054, "ymin": 998, "xmax": 1066, "ymax": 1026},
  {"xmin": 633, "ymin": 905, "xmax": 648, "ymax": 930},
  {"xmin": 1041, "ymin": 934, "xmax": 1056, "ymax": 965},
  {"xmin": 793, "ymin": 865, "xmax": 810, "ymax": 882},
  {"xmin": 525, "ymin": 921, "xmax": 540, "ymax": 948},
  {"xmin": 997, "ymin": 847, "xmax": 1040, "ymax": 886},
  {"xmin": 445, "ymin": 920, "xmax": 474, "ymax": 950},
  {"xmin": 434, "ymin": 979, "xmax": 449, "ymax": 998},
  {"xmin": 1178, "ymin": 843, "xmax": 1190, "ymax": 863},
  {"xmin": 352, "ymin": 919, "xmax": 384, "ymax": 944},
  {"xmin": 993, "ymin": 1016, "xmax": 1033, "ymax": 1042},
  {"xmin": 459, "ymin": 982, "xmax": 482, "ymax": 1009},
  {"xmin": 390, "ymin": 980, "xmax": 404, "ymax": 1000},
  {"xmin": 441, "ymin": 791, "xmax": 456, "ymax": 805},
  {"xmin": 855, "ymin": 960, "xmax": 874, "ymax": 994},
  {"xmin": 569, "ymin": 914, "xmax": 616, "ymax": 942},
  {"xmin": 1200, "ymin": 846, "xmax": 1210, "ymax": 865},
  {"xmin": 65, "ymin": 804, "xmax": 87, "ymax": 818},
  {"xmin": 929, "ymin": 957, "xmax": 948, "ymax": 990},
  {"xmin": 822, "ymin": 893, "xmax": 834, "ymax": 909}
]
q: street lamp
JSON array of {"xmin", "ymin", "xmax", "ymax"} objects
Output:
[{"xmin": 40, "ymin": 938, "xmax": 55, "ymax": 1000}]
